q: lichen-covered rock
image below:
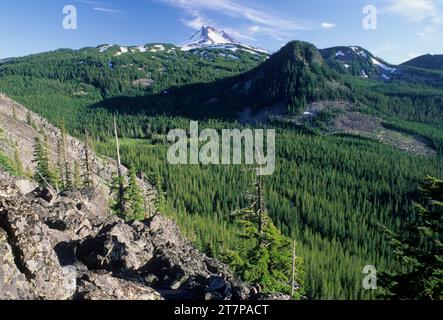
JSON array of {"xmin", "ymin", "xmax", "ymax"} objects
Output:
[
  {"xmin": 146, "ymin": 214, "xmax": 185, "ymax": 247},
  {"xmin": 75, "ymin": 271, "xmax": 163, "ymax": 300},
  {"xmin": 0, "ymin": 196, "xmax": 77, "ymax": 300},
  {"xmin": 77, "ymin": 219, "xmax": 155, "ymax": 273},
  {"xmin": 76, "ymin": 214, "xmax": 250, "ymax": 300},
  {"xmin": 0, "ymin": 228, "xmax": 36, "ymax": 300},
  {"xmin": 14, "ymin": 179, "xmax": 38, "ymax": 196}
]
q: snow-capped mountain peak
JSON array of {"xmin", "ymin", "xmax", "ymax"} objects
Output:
[
  {"xmin": 182, "ymin": 26, "xmax": 238, "ymax": 51},
  {"xmin": 181, "ymin": 26, "xmax": 269, "ymax": 55}
]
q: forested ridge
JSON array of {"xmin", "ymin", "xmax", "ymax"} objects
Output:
[{"xmin": 0, "ymin": 40, "xmax": 442, "ymax": 299}]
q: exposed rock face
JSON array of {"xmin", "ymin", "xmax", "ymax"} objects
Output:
[
  {"xmin": 0, "ymin": 228, "xmax": 36, "ymax": 299},
  {"xmin": 75, "ymin": 271, "xmax": 163, "ymax": 300},
  {"xmin": 0, "ymin": 169, "xmax": 252, "ymax": 300},
  {"xmin": 75, "ymin": 215, "xmax": 250, "ymax": 300},
  {"xmin": 0, "ymin": 190, "xmax": 77, "ymax": 300},
  {"xmin": 77, "ymin": 219, "xmax": 155, "ymax": 273}
]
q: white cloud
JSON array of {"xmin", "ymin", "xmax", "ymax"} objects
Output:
[
  {"xmin": 432, "ymin": 15, "xmax": 443, "ymax": 24},
  {"xmin": 249, "ymin": 25, "xmax": 261, "ymax": 33},
  {"xmin": 182, "ymin": 10, "xmax": 212, "ymax": 30},
  {"xmin": 416, "ymin": 25, "xmax": 437, "ymax": 37},
  {"xmin": 384, "ymin": 0, "xmax": 443, "ymax": 40},
  {"xmin": 223, "ymin": 28, "xmax": 257, "ymax": 41},
  {"xmin": 385, "ymin": 0, "xmax": 439, "ymax": 21},
  {"xmin": 321, "ymin": 22, "xmax": 336, "ymax": 29},
  {"xmin": 76, "ymin": 1, "xmax": 125, "ymax": 13},
  {"xmin": 373, "ymin": 43, "xmax": 396, "ymax": 55},
  {"xmin": 161, "ymin": 0, "xmax": 313, "ymax": 39}
]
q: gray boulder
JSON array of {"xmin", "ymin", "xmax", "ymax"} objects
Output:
[{"xmin": 77, "ymin": 219, "xmax": 155, "ymax": 273}]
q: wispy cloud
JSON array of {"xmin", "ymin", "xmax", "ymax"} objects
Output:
[
  {"xmin": 416, "ymin": 25, "xmax": 438, "ymax": 38},
  {"xmin": 383, "ymin": 0, "xmax": 443, "ymax": 40},
  {"xmin": 321, "ymin": 22, "xmax": 336, "ymax": 29},
  {"xmin": 93, "ymin": 7, "xmax": 125, "ymax": 13},
  {"xmin": 161, "ymin": 0, "xmax": 314, "ymax": 40},
  {"xmin": 384, "ymin": 0, "xmax": 439, "ymax": 21},
  {"xmin": 75, "ymin": 0, "xmax": 125, "ymax": 14},
  {"xmin": 181, "ymin": 9, "xmax": 213, "ymax": 30}
]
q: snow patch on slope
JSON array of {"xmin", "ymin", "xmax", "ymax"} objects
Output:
[
  {"xmin": 371, "ymin": 58, "xmax": 397, "ymax": 73},
  {"xmin": 98, "ymin": 45, "xmax": 112, "ymax": 53}
]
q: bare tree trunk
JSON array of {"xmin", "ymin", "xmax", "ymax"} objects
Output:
[
  {"xmin": 12, "ymin": 104, "xmax": 17, "ymax": 120},
  {"xmin": 114, "ymin": 115, "xmax": 122, "ymax": 179},
  {"xmin": 291, "ymin": 239, "xmax": 296, "ymax": 298},
  {"xmin": 140, "ymin": 171, "xmax": 150, "ymax": 218},
  {"xmin": 36, "ymin": 171, "xmax": 57, "ymax": 194},
  {"xmin": 114, "ymin": 115, "xmax": 125, "ymax": 215},
  {"xmin": 56, "ymin": 138, "xmax": 65, "ymax": 190},
  {"xmin": 255, "ymin": 172, "xmax": 264, "ymax": 237},
  {"xmin": 254, "ymin": 147, "xmax": 265, "ymax": 238},
  {"xmin": 83, "ymin": 130, "xmax": 92, "ymax": 188},
  {"xmin": 63, "ymin": 130, "xmax": 70, "ymax": 188}
]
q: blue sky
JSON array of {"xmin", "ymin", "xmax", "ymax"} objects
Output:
[{"xmin": 1, "ymin": 0, "xmax": 442, "ymax": 63}]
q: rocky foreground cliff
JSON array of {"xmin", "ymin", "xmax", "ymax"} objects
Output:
[{"xmin": 0, "ymin": 167, "xmax": 256, "ymax": 300}]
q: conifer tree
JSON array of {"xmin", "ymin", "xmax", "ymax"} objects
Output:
[
  {"xmin": 33, "ymin": 129, "xmax": 58, "ymax": 191},
  {"xmin": 380, "ymin": 176, "xmax": 443, "ymax": 300},
  {"xmin": 125, "ymin": 167, "xmax": 145, "ymax": 221},
  {"xmin": 26, "ymin": 111, "xmax": 32, "ymax": 126},
  {"xmin": 59, "ymin": 120, "xmax": 72, "ymax": 189},
  {"xmin": 110, "ymin": 174, "xmax": 126, "ymax": 218},
  {"xmin": 33, "ymin": 135, "xmax": 51, "ymax": 187},
  {"xmin": 155, "ymin": 173, "xmax": 166, "ymax": 211},
  {"xmin": 222, "ymin": 171, "xmax": 305, "ymax": 297}
]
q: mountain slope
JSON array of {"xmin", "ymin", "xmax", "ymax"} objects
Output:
[
  {"xmin": 0, "ymin": 40, "xmax": 266, "ymax": 99},
  {"xmin": 402, "ymin": 54, "xmax": 443, "ymax": 70},
  {"xmin": 320, "ymin": 46, "xmax": 397, "ymax": 80},
  {"xmin": 189, "ymin": 41, "xmax": 353, "ymax": 118}
]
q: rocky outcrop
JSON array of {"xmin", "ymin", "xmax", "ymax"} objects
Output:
[
  {"xmin": 0, "ymin": 169, "xmax": 252, "ymax": 300},
  {"xmin": 75, "ymin": 215, "xmax": 250, "ymax": 300}
]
